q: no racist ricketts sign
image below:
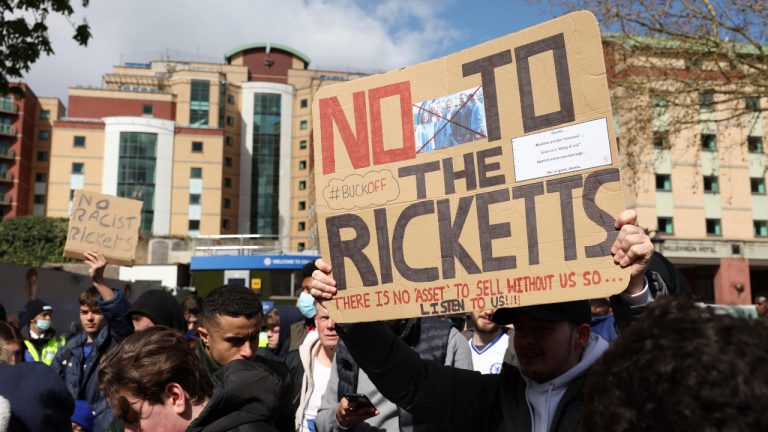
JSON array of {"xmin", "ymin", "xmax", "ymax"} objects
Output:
[
  {"xmin": 313, "ymin": 11, "xmax": 630, "ymax": 323},
  {"xmin": 64, "ymin": 190, "xmax": 143, "ymax": 266}
]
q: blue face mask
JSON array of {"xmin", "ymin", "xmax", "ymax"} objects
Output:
[
  {"xmin": 297, "ymin": 292, "xmax": 317, "ymax": 318},
  {"xmin": 36, "ymin": 319, "xmax": 51, "ymax": 332}
]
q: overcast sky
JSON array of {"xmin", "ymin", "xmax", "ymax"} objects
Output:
[{"xmin": 22, "ymin": 0, "xmax": 556, "ymax": 105}]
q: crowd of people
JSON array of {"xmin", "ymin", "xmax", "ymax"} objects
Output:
[{"xmin": 0, "ymin": 210, "xmax": 766, "ymax": 431}]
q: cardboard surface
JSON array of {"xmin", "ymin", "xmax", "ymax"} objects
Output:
[
  {"xmin": 313, "ymin": 11, "xmax": 630, "ymax": 323},
  {"xmin": 64, "ymin": 190, "xmax": 143, "ymax": 267}
]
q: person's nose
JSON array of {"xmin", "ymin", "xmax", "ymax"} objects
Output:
[{"xmin": 239, "ymin": 340, "xmax": 254, "ymax": 359}]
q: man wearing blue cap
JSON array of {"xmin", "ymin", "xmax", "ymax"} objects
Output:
[{"xmin": 309, "ymin": 210, "xmax": 662, "ymax": 432}]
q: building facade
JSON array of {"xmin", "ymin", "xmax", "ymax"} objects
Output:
[
  {"xmin": 605, "ymin": 38, "xmax": 768, "ymax": 305},
  {"xmin": 43, "ymin": 43, "xmax": 364, "ymax": 253}
]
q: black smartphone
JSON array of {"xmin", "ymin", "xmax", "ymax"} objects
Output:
[{"xmin": 343, "ymin": 393, "xmax": 376, "ymax": 410}]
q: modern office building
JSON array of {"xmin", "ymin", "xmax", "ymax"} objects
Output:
[
  {"xmin": 604, "ymin": 38, "xmax": 768, "ymax": 305},
  {"xmin": 44, "ymin": 43, "xmax": 364, "ymax": 253}
]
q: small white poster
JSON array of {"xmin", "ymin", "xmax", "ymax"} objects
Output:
[{"xmin": 512, "ymin": 118, "xmax": 612, "ymax": 182}]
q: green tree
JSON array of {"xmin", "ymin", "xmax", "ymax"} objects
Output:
[
  {"xmin": 0, "ymin": 216, "xmax": 69, "ymax": 266},
  {"xmin": 0, "ymin": 0, "xmax": 91, "ymax": 96}
]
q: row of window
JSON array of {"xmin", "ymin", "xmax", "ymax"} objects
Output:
[
  {"xmin": 655, "ymin": 174, "xmax": 766, "ymax": 194},
  {"xmin": 652, "ymin": 132, "xmax": 764, "ymax": 153},
  {"xmin": 657, "ymin": 217, "xmax": 768, "ymax": 237},
  {"xmin": 652, "ymin": 94, "xmax": 762, "ymax": 112},
  {"xmin": 189, "ymin": 219, "xmax": 233, "ymax": 230}
]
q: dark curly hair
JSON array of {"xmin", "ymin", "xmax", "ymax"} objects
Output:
[
  {"xmin": 582, "ymin": 297, "xmax": 768, "ymax": 432},
  {"xmin": 201, "ymin": 284, "xmax": 263, "ymax": 328}
]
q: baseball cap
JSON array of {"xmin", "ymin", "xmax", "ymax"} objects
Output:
[
  {"xmin": 25, "ymin": 299, "xmax": 52, "ymax": 321},
  {"xmin": 492, "ymin": 300, "xmax": 591, "ymax": 326}
]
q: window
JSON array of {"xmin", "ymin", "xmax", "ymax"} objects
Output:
[
  {"xmin": 189, "ymin": 194, "xmax": 201, "ymax": 205},
  {"xmin": 225, "ymin": 157, "xmax": 233, "ymax": 168},
  {"xmin": 226, "ymin": 116, "xmax": 234, "ymax": 126},
  {"xmin": 298, "ymin": 221, "xmax": 306, "ymax": 231},
  {"xmin": 653, "ymin": 132, "xmax": 669, "ymax": 149},
  {"xmin": 224, "ymin": 177, "xmax": 232, "ymax": 188},
  {"xmin": 227, "ymin": 94, "xmax": 235, "ymax": 104},
  {"xmin": 39, "ymin": 110, "xmax": 50, "ymax": 120},
  {"xmin": 188, "ymin": 220, "xmax": 200, "ymax": 230},
  {"xmin": 701, "ymin": 134, "xmax": 717, "ymax": 151},
  {"xmin": 699, "ymin": 92, "xmax": 714, "ymax": 111},
  {"xmin": 142, "ymin": 104, "xmax": 153, "ymax": 115},
  {"xmin": 300, "ymin": 99, "xmax": 308, "ymax": 108},
  {"xmin": 222, "ymin": 219, "xmax": 231, "ymax": 229},
  {"xmin": 655, "ymin": 174, "xmax": 671, "ymax": 191},
  {"xmin": 748, "ymin": 136, "xmax": 763, "ymax": 153},
  {"xmin": 706, "ymin": 218, "xmax": 722, "ymax": 236},
  {"xmin": 298, "ymin": 201, "xmax": 306, "ymax": 211},
  {"xmin": 298, "ymin": 160, "xmax": 307, "ymax": 170},
  {"xmin": 190, "ymin": 80, "xmax": 210, "ymax": 127},
  {"xmin": 73, "ymin": 136, "xmax": 86, "ymax": 147},
  {"xmin": 298, "ymin": 180, "xmax": 306, "ymax": 190},
  {"xmin": 300, "ymin": 120, "xmax": 308, "ymax": 130},
  {"xmin": 751, "ymin": 178, "xmax": 766, "ymax": 195},
  {"xmin": 746, "ymin": 96, "xmax": 761, "ymax": 111},
  {"xmin": 755, "ymin": 220, "xmax": 768, "ymax": 237},
  {"xmin": 69, "ymin": 190, "xmax": 76, "ymax": 200},
  {"xmin": 192, "ymin": 141, "xmax": 203, "ymax": 153},
  {"xmin": 38, "ymin": 130, "xmax": 50, "ymax": 140},
  {"xmin": 36, "ymin": 151, "xmax": 48, "ymax": 162},
  {"xmin": 703, "ymin": 176, "xmax": 719, "ymax": 193},
  {"xmin": 299, "ymin": 140, "xmax": 307, "ymax": 150},
  {"xmin": 35, "ymin": 172, "xmax": 46, "ymax": 182},
  {"xmin": 190, "ymin": 167, "xmax": 202, "ymax": 179},
  {"xmin": 225, "ymin": 136, "xmax": 233, "ymax": 146},
  {"xmin": 72, "ymin": 163, "xmax": 84, "ymax": 174},
  {"xmin": 657, "ymin": 217, "xmax": 674, "ymax": 234},
  {"xmin": 298, "ymin": 242, "xmax": 306, "ymax": 252},
  {"xmin": 223, "ymin": 198, "xmax": 231, "ymax": 209},
  {"xmin": 34, "ymin": 194, "xmax": 45, "ymax": 204}
]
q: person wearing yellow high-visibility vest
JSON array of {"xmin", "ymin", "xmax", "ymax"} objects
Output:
[{"xmin": 21, "ymin": 299, "xmax": 66, "ymax": 364}]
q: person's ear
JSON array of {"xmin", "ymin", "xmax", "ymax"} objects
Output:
[
  {"xmin": 575, "ymin": 324, "xmax": 591, "ymax": 349},
  {"xmin": 198, "ymin": 326, "xmax": 209, "ymax": 345},
  {"xmin": 164, "ymin": 382, "xmax": 187, "ymax": 414}
]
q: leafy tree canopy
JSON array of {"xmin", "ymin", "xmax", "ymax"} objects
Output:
[{"xmin": 0, "ymin": 0, "xmax": 91, "ymax": 96}]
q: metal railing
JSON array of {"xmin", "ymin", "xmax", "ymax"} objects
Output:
[
  {"xmin": 0, "ymin": 148, "xmax": 14, "ymax": 159},
  {"xmin": 0, "ymin": 100, "xmax": 17, "ymax": 114},
  {"xmin": 0, "ymin": 193, "xmax": 11, "ymax": 205},
  {"xmin": 0, "ymin": 171, "xmax": 12, "ymax": 182},
  {"xmin": 0, "ymin": 124, "xmax": 16, "ymax": 137},
  {"xmin": 193, "ymin": 234, "xmax": 282, "ymax": 256}
]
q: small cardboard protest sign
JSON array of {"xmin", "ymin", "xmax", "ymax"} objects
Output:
[
  {"xmin": 64, "ymin": 190, "xmax": 143, "ymax": 266},
  {"xmin": 313, "ymin": 11, "xmax": 630, "ymax": 323}
]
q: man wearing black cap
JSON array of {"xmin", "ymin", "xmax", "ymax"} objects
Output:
[
  {"xmin": 309, "ymin": 210, "xmax": 659, "ymax": 431},
  {"xmin": 21, "ymin": 298, "xmax": 66, "ymax": 364}
]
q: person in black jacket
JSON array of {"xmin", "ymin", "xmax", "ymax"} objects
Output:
[
  {"xmin": 99, "ymin": 326, "xmax": 282, "ymax": 432},
  {"xmin": 310, "ymin": 210, "xmax": 663, "ymax": 432}
]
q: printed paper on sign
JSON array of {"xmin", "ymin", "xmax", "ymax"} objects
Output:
[{"xmin": 313, "ymin": 11, "xmax": 628, "ymax": 323}]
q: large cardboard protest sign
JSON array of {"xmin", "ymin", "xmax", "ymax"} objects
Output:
[
  {"xmin": 313, "ymin": 11, "xmax": 629, "ymax": 323},
  {"xmin": 64, "ymin": 190, "xmax": 143, "ymax": 266}
]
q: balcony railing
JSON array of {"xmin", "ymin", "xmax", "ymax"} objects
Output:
[
  {"xmin": 0, "ymin": 193, "xmax": 11, "ymax": 205},
  {"xmin": 193, "ymin": 234, "xmax": 281, "ymax": 256},
  {"xmin": 0, "ymin": 172, "xmax": 12, "ymax": 182},
  {"xmin": 0, "ymin": 100, "xmax": 17, "ymax": 114},
  {"xmin": 0, "ymin": 148, "xmax": 14, "ymax": 159},
  {"xmin": 0, "ymin": 124, "xmax": 16, "ymax": 137}
]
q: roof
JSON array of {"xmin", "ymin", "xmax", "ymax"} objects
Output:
[
  {"xmin": 224, "ymin": 42, "xmax": 311, "ymax": 66},
  {"xmin": 603, "ymin": 33, "xmax": 767, "ymax": 56}
]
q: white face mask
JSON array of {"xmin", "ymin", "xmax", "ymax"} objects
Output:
[{"xmin": 35, "ymin": 319, "xmax": 51, "ymax": 332}]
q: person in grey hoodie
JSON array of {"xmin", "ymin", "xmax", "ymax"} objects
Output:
[{"xmin": 309, "ymin": 210, "xmax": 659, "ymax": 432}]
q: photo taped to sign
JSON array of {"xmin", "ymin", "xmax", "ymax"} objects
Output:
[{"xmin": 313, "ymin": 11, "xmax": 628, "ymax": 323}]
